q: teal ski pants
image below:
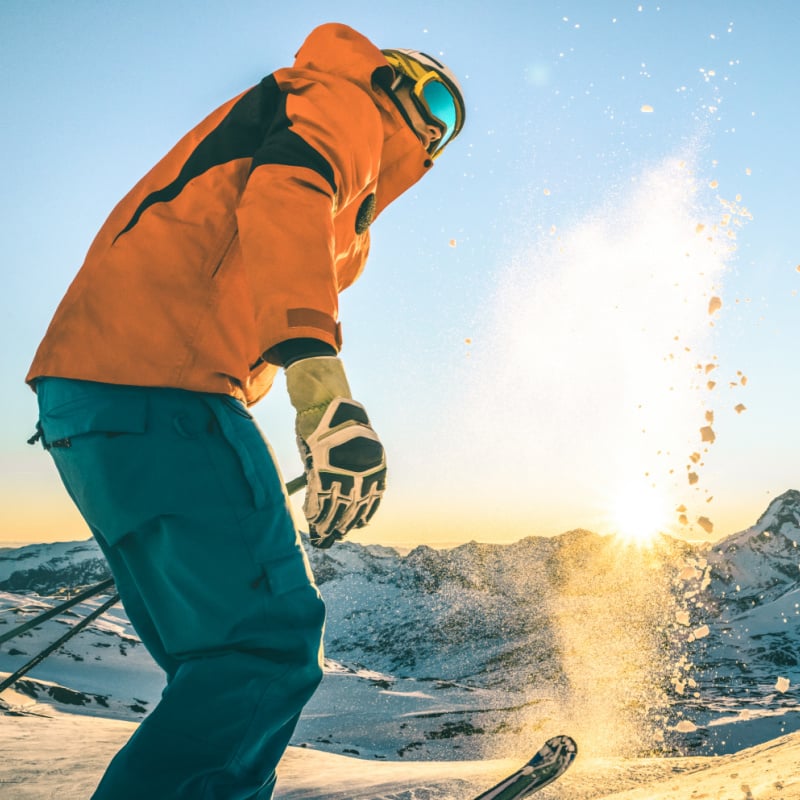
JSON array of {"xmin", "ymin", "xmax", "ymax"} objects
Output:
[{"xmin": 34, "ymin": 378, "xmax": 325, "ymax": 800}]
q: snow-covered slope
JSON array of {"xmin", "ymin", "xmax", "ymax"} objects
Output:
[
  {"xmin": 1, "ymin": 704, "xmax": 798, "ymax": 800},
  {"xmin": 0, "ymin": 590, "xmax": 163, "ymax": 719},
  {"xmin": 669, "ymin": 491, "xmax": 800, "ymax": 754}
]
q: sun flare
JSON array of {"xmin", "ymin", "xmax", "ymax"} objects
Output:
[{"xmin": 609, "ymin": 483, "xmax": 671, "ymax": 545}]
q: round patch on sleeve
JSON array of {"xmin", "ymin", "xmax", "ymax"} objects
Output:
[{"xmin": 355, "ymin": 193, "xmax": 377, "ymax": 235}]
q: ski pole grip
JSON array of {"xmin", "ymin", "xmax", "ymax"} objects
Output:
[{"xmin": 285, "ymin": 474, "xmax": 307, "ymax": 496}]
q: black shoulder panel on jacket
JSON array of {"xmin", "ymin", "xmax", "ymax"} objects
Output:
[
  {"xmin": 114, "ymin": 74, "xmax": 337, "ymax": 240},
  {"xmin": 249, "ymin": 100, "xmax": 337, "ymax": 197}
]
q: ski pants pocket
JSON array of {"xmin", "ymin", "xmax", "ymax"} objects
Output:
[
  {"xmin": 259, "ymin": 549, "xmax": 317, "ymax": 597},
  {"xmin": 251, "ymin": 544, "xmax": 326, "ymax": 670},
  {"xmin": 35, "ymin": 377, "xmax": 148, "ymax": 443}
]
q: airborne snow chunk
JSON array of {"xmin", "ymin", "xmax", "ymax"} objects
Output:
[{"xmin": 692, "ymin": 624, "xmax": 710, "ymax": 640}]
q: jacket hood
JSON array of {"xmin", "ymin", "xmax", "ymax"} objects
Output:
[
  {"xmin": 292, "ymin": 22, "xmax": 432, "ymax": 217},
  {"xmin": 293, "ymin": 23, "xmax": 395, "ymax": 95}
]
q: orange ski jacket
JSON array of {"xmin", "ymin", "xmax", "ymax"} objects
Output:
[{"xmin": 27, "ymin": 23, "xmax": 433, "ymax": 406}]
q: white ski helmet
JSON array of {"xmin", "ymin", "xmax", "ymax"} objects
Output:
[{"xmin": 382, "ymin": 48, "xmax": 466, "ymax": 158}]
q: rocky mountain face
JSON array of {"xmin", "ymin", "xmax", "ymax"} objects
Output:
[
  {"xmin": 706, "ymin": 489, "xmax": 800, "ymax": 610},
  {"xmin": 1, "ymin": 490, "xmax": 798, "ymax": 756},
  {"xmin": 0, "ymin": 540, "xmax": 109, "ymax": 595},
  {"xmin": 681, "ymin": 490, "xmax": 800, "ymax": 751}
]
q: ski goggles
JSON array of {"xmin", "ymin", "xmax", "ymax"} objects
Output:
[{"xmin": 409, "ymin": 72, "xmax": 463, "ymax": 154}]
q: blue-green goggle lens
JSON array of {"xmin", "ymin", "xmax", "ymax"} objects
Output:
[{"xmin": 419, "ymin": 80, "xmax": 458, "ymax": 144}]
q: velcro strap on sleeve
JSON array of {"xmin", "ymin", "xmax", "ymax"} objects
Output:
[{"xmin": 287, "ymin": 308, "xmax": 342, "ymax": 347}]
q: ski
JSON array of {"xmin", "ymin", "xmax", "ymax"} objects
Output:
[{"xmin": 473, "ymin": 735, "xmax": 577, "ymax": 800}]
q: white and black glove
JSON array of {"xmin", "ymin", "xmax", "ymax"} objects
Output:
[{"xmin": 285, "ymin": 357, "xmax": 387, "ymax": 548}]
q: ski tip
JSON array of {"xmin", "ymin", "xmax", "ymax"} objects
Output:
[
  {"xmin": 473, "ymin": 735, "xmax": 579, "ymax": 800},
  {"xmin": 537, "ymin": 735, "xmax": 578, "ymax": 762}
]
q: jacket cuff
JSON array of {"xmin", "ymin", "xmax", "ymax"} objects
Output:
[{"xmin": 264, "ymin": 337, "xmax": 337, "ymax": 367}]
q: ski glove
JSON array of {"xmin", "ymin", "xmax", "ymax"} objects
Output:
[
  {"xmin": 298, "ymin": 398, "xmax": 386, "ymax": 548},
  {"xmin": 285, "ymin": 357, "xmax": 387, "ymax": 548}
]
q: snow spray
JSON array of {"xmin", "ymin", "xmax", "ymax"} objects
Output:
[{"xmin": 457, "ymin": 154, "xmax": 750, "ymax": 757}]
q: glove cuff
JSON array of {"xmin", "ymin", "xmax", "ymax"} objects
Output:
[{"xmin": 285, "ymin": 356, "xmax": 353, "ymax": 439}]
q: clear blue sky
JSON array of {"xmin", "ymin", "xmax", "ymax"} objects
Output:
[{"xmin": 2, "ymin": 1, "xmax": 798, "ymax": 547}]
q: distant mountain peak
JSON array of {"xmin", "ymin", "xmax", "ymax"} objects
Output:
[{"xmin": 754, "ymin": 489, "xmax": 800, "ymax": 537}]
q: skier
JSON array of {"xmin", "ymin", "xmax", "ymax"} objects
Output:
[{"xmin": 25, "ymin": 23, "xmax": 465, "ymax": 800}]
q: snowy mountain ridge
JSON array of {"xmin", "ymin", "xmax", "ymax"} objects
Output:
[
  {"xmin": 3, "ymin": 489, "xmax": 798, "ymax": 602},
  {"xmin": 0, "ymin": 539, "xmax": 108, "ymax": 594},
  {"xmin": 706, "ymin": 489, "xmax": 800, "ymax": 610}
]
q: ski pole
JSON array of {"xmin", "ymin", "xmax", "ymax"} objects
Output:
[
  {"xmin": 0, "ymin": 593, "xmax": 120, "ymax": 694},
  {"xmin": 0, "ymin": 577, "xmax": 116, "ymax": 646},
  {"xmin": 285, "ymin": 473, "xmax": 307, "ymax": 495}
]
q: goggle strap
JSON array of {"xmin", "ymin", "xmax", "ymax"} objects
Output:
[{"xmin": 390, "ymin": 72, "xmax": 405, "ymax": 92}]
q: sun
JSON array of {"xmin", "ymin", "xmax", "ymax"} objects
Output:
[{"xmin": 609, "ymin": 482, "xmax": 671, "ymax": 545}]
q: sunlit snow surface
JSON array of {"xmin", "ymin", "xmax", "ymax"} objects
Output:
[{"xmin": 1, "ymin": 703, "xmax": 799, "ymax": 799}]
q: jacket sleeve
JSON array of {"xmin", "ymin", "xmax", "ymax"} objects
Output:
[{"xmin": 235, "ymin": 75, "xmax": 383, "ymax": 357}]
